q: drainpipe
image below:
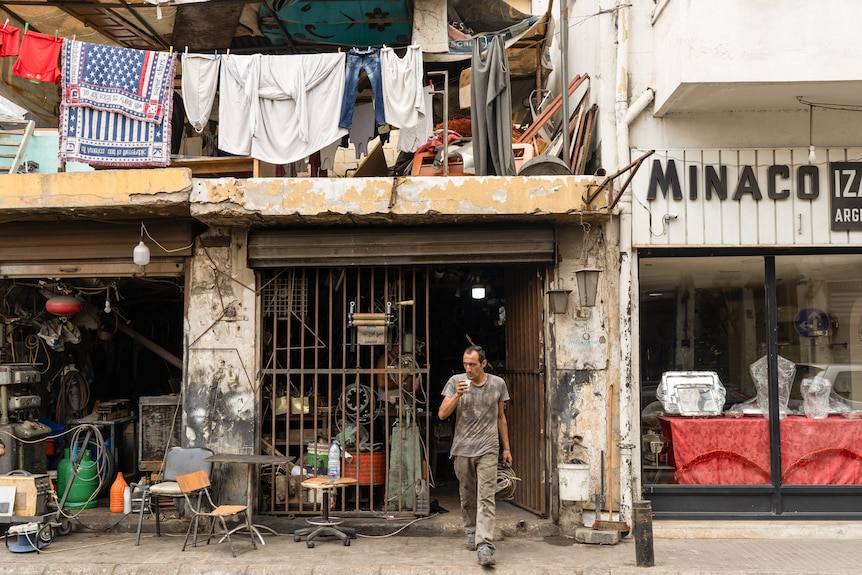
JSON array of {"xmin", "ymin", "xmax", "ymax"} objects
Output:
[{"xmin": 613, "ymin": 0, "xmax": 655, "ymax": 526}]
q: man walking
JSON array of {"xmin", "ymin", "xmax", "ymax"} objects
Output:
[{"xmin": 438, "ymin": 345, "xmax": 512, "ymax": 567}]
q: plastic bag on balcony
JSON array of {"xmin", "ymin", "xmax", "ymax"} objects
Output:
[
  {"xmin": 801, "ymin": 376, "xmax": 832, "ymax": 419},
  {"xmin": 749, "ymin": 355, "xmax": 796, "ymax": 419}
]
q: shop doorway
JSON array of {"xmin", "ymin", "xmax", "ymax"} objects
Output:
[
  {"xmin": 0, "ymin": 274, "xmax": 186, "ymax": 479},
  {"xmin": 257, "ymin": 264, "xmax": 547, "ymax": 517}
]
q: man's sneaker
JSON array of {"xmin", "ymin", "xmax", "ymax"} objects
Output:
[
  {"xmin": 477, "ymin": 545, "xmax": 495, "ymax": 567},
  {"xmin": 465, "ymin": 533, "xmax": 476, "ymax": 550}
]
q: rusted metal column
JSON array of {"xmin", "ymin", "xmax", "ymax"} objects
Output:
[{"xmin": 633, "ymin": 499, "xmax": 654, "ymax": 567}]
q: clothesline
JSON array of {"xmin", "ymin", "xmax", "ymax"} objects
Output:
[
  {"xmin": 2, "ymin": 21, "xmax": 515, "ymax": 173},
  {"xmin": 46, "ymin": 34, "xmax": 428, "ymax": 168}
]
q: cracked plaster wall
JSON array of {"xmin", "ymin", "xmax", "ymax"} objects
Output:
[
  {"xmin": 549, "ymin": 221, "xmax": 620, "ymax": 531},
  {"xmin": 184, "ymin": 227, "xmax": 257, "ymax": 504}
]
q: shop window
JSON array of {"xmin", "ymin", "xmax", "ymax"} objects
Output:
[{"xmin": 640, "ymin": 254, "xmax": 862, "ymax": 487}]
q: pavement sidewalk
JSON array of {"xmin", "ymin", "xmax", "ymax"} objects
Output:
[{"xmin": 3, "ymin": 516, "xmax": 862, "ymax": 575}]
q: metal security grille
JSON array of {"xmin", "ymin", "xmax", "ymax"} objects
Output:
[
  {"xmin": 261, "ymin": 273, "xmax": 308, "ymax": 318},
  {"xmin": 258, "ymin": 267, "xmax": 431, "ymax": 517}
]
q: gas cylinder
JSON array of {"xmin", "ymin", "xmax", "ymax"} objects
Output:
[{"xmin": 56, "ymin": 447, "xmax": 100, "ymax": 510}]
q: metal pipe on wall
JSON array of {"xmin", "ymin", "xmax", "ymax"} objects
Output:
[
  {"xmin": 614, "ymin": 0, "xmax": 635, "ymax": 527},
  {"xmin": 559, "ymin": 0, "xmax": 570, "ymax": 166},
  {"xmin": 116, "ymin": 321, "xmax": 182, "ymax": 369}
]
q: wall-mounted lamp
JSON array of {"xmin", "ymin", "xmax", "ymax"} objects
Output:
[
  {"xmin": 575, "ymin": 268, "xmax": 602, "ymax": 307},
  {"xmin": 471, "ymin": 284, "xmax": 486, "ymax": 300},
  {"xmin": 133, "ymin": 222, "xmax": 150, "ymax": 266},
  {"xmin": 547, "ymin": 288, "xmax": 572, "ymax": 314}
]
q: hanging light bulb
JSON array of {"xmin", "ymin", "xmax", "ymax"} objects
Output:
[
  {"xmin": 471, "ymin": 284, "xmax": 486, "ymax": 300},
  {"xmin": 808, "ymin": 145, "xmax": 816, "ymax": 164},
  {"xmin": 133, "ymin": 222, "xmax": 150, "ymax": 266},
  {"xmin": 133, "ymin": 241, "xmax": 150, "ymax": 266}
]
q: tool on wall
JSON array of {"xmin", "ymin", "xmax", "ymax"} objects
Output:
[{"xmin": 346, "ymin": 300, "xmax": 413, "ymax": 351}]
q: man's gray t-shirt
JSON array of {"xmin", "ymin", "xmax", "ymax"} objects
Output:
[{"xmin": 441, "ymin": 373, "xmax": 510, "ymax": 458}]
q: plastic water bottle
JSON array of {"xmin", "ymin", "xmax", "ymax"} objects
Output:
[{"xmin": 327, "ymin": 440, "xmax": 341, "ymax": 481}]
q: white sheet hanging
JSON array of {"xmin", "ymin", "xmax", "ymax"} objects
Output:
[
  {"xmin": 397, "ymin": 85, "xmax": 434, "ymax": 153},
  {"xmin": 252, "ymin": 52, "xmax": 348, "ymax": 165},
  {"xmin": 182, "ymin": 53, "xmax": 221, "ymax": 134},
  {"xmin": 381, "ymin": 45, "xmax": 426, "ymax": 129},
  {"xmin": 217, "ymin": 54, "xmax": 260, "ymax": 156}
]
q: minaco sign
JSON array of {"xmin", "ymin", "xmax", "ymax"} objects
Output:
[{"xmin": 645, "ymin": 158, "xmax": 862, "ymax": 231}]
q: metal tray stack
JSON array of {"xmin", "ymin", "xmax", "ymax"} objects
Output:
[{"xmin": 656, "ymin": 371, "xmax": 726, "ymax": 417}]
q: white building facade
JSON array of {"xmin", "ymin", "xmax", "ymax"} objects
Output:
[{"xmin": 562, "ymin": 0, "xmax": 862, "ymax": 519}]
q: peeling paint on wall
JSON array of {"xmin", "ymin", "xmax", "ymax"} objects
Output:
[{"xmin": 184, "ymin": 228, "xmax": 257, "ymax": 505}]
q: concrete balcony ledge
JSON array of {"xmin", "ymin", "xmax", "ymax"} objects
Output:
[
  {"xmin": 0, "ymin": 169, "xmax": 611, "ymax": 226},
  {"xmin": 0, "ymin": 168, "xmax": 193, "ymax": 220},
  {"xmin": 190, "ymin": 174, "xmax": 610, "ymax": 226}
]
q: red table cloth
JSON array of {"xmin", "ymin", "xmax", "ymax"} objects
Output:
[{"xmin": 660, "ymin": 415, "xmax": 862, "ymax": 484}]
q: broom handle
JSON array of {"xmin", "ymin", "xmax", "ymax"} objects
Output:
[{"xmin": 607, "ymin": 384, "xmax": 614, "ymax": 520}]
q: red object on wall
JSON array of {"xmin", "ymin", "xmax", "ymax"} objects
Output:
[{"xmin": 45, "ymin": 296, "xmax": 84, "ymax": 317}]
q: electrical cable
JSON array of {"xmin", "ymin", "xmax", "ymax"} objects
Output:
[
  {"xmin": 495, "ymin": 464, "xmax": 521, "ymax": 499},
  {"xmin": 54, "ymin": 364, "xmax": 90, "ymax": 425},
  {"xmin": 354, "ymin": 512, "xmax": 440, "ymax": 538}
]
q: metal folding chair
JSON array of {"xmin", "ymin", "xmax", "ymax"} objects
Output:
[
  {"xmin": 134, "ymin": 446, "xmax": 214, "ymax": 546},
  {"xmin": 176, "ymin": 470, "xmax": 257, "ymax": 557}
]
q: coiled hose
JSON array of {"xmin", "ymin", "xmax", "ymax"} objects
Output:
[
  {"xmin": 496, "ymin": 464, "xmax": 521, "ymax": 499},
  {"xmin": 55, "ymin": 365, "xmax": 90, "ymax": 425}
]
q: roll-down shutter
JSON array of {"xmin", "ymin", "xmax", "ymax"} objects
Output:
[
  {"xmin": 247, "ymin": 226, "xmax": 556, "ymax": 267},
  {"xmin": 0, "ymin": 220, "xmax": 191, "ymax": 277}
]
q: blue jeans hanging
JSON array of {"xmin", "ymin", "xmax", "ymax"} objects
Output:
[{"xmin": 339, "ymin": 47, "xmax": 386, "ymax": 129}]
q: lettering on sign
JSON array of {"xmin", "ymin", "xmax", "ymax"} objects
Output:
[
  {"xmin": 647, "ymin": 159, "xmax": 820, "ymax": 202},
  {"xmin": 831, "ymin": 162, "xmax": 862, "ymax": 231}
]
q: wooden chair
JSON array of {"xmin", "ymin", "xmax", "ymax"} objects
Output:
[{"xmin": 176, "ymin": 470, "xmax": 257, "ymax": 557}]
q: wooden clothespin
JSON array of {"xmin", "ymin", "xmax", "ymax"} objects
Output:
[
  {"xmin": 3, "ymin": 19, "xmax": 9, "ymax": 29},
  {"xmin": 225, "ymin": 48, "xmax": 230, "ymax": 59},
  {"xmin": 72, "ymin": 34, "xmax": 76, "ymax": 42},
  {"xmin": 169, "ymin": 45, "xmax": 173, "ymax": 56}
]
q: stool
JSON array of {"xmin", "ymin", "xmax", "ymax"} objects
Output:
[{"xmin": 293, "ymin": 477, "xmax": 358, "ymax": 548}]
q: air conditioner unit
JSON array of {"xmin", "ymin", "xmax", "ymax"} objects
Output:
[{"xmin": 138, "ymin": 395, "xmax": 182, "ymax": 472}]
